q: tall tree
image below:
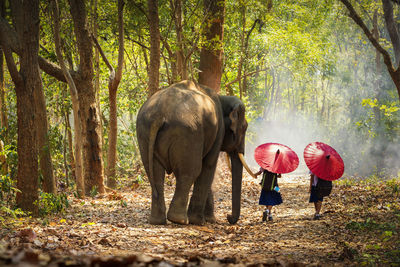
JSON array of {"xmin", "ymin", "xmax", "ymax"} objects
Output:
[
  {"xmin": 198, "ymin": 0, "xmax": 225, "ymax": 93},
  {"xmin": 0, "ymin": 0, "xmax": 6, "ymax": 138},
  {"xmin": 339, "ymin": 0, "xmax": 400, "ymax": 101},
  {"xmin": 67, "ymin": 0, "xmax": 106, "ymax": 195},
  {"xmin": 51, "ymin": 0, "xmax": 85, "ymax": 197},
  {"xmin": 171, "ymin": 0, "xmax": 187, "ymax": 81},
  {"xmin": 1, "ymin": 0, "xmax": 105, "ymax": 197},
  {"xmin": 2, "ymin": 0, "xmax": 57, "ymax": 196},
  {"xmin": 35, "ymin": 0, "xmax": 106, "ymax": 195},
  {"xmin": 147, "ymin": 0, "xmax": 160, "ymax": 97},
  {"xmin": 35, "ymin": 65, "xmax": 56, "ymax": 194},
  {"xmin": 93, "ymin": 0, "xmax": 125, "ymax": 188},
  {"xmin": 0, "ymin": 0, "xmax": 41, "ymax": 213}
]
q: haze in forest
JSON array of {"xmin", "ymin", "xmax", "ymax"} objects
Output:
[{"xmin": 245, "ymin": 73, "xmax": 400, "ymax": 177}]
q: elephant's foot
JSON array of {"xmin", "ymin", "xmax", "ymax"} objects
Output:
[
  {"xmin": 205, "ymin": 214, "xmax": 216, "ymax": 224},
  {"xmin": 149, "ymin": 215, "xmax": 167, "ymax": 225},
  {"xmin": 188, "ymin": 213, "xmax": 205, "ymax": 225},
  {"xmin": 167, "ymin": 210, "xmax": 188, "ymax": 225}
]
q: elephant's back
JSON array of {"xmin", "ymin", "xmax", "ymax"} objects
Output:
[{"xmin": 138, "ymin": 81, "xmax": 219, "ymax": 132}]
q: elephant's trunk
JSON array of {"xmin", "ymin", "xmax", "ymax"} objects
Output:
[{"xmin": 227, "ymin": 152, "xmax": 243, "ymax": 224}]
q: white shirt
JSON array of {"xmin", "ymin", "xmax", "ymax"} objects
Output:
[{"xmin": 309, "ymin": 171, "xmax": 319, "ymax": 186}]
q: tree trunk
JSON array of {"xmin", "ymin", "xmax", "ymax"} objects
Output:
[
  {"xmin": 76, "ymin": 79, "xmax": 105, "ymax": 195},
  {"xmin": 107, "ymin": 88, "xmax": 118, "ymax": 187},
  {"xmin": 237, "ymin": 3, "xmax": 246, "ymax": 99},
  {"xmin": 63, "ymin": 113, "xmax": 69, "ymax": 188},
  {"xmin": 92, "ymin": 0, "xmax": 104, "ymax": 155},
  {"xmin": 34, "ymin": 78, "xmax": 56, "ymax": 194},
  {"xmin": 198, "ymin": 0, "xmax": 225, "ymax": 93},
  {"xmin": 65, "ymin": 109, "xmax": 75, "ymax": 181},
  {"xmin": 2, "ymin": 0, "xmax": 42, "ymax": 214},
  {"xmin": 52, "ymin": 0, "xmax": 85, "ymax": 197},
  {"xmin": 104, "ymin": 0, "xmax": 124, "ymax": 188},
  {"xmin": 172, "ymin": 0, "xmax": 187, "ymax": 81},
  {"xmin": 69, "ymin": 0, "xmax": 105, "ymax": 195},
  {"xmin": 72, "ymin": 97, "xmax": 84, "ymax": 197},
  {"xmin": 0, "ymin": 45, "xmax": 7, "ymax": 133},
  {"xmin": 0, "ymin": 0, "xmax": 8, "ymax": 140},
  {"xmin": 147, "ymin": 0, "xmax": 160, "ymax": 97}
]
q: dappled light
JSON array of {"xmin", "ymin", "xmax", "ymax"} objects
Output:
[{"xmin": 0, "ymin": 0, "xmax": 399, "ymax": 266}]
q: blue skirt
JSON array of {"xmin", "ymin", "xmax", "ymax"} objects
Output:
[
  {"xmin": 259, "ymin": 189, "xmax": 283, "ymax": 206},
  {"xmin": 309, "ymin": 186, "xmax": 324, "ymax": 203}
]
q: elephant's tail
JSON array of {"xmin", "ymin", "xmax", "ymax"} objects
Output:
[{"xmin": 148, "ymin": 118, "xmax": 165, "ymax": 194}]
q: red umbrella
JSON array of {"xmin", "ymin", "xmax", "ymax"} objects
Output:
[
  {"xmin": 254, "ymin": 143, "xmax": 299, "ymax": 174},
  {"xmin": 303, "ymin": 142, "xmax": 344, "ymax": 181}
]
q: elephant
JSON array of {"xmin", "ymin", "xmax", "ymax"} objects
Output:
[{"xmin": 136, "ymin": 80, "xmax": 253, "ymax": 225}]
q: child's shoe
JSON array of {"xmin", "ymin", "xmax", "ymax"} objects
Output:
[
  {"xmin": 262, "ymin": 210, "xmax": 269, "ymax": 222},
  {"xmin": 313, "ymin": 214, "xmax": 321, "ymax": 220},
  {"xmin": 268, "ymin": 215, "xmax": 273, "ymax": 221}
]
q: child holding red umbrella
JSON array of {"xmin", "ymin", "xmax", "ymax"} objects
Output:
[
  {"xmin": 255, "ymin": 168, "xmax": 282, "ymax": 221},
  {"xmin": 304, "ymin": 142, "xmax": 345, "ymax": 220},
  {"xmin": 254, "ymin": 143, "xmax": 299, "ymax": 222}
]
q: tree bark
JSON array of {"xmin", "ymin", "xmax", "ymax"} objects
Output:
[
  {"xmin": 198, "ymin": 0, "xmax": 225, "ymax": 93},
  {"xmin": 69, "ymin": 0, "xmax": 105, "ymax": 195},
  {"xmin": 172, "ymin": 0, "xmax": 187, "ymax": 81},
  {"xmin": 147, "ymin": 0, "xmax": 160, "ymax": 97},
  {"xmin": 91, "ymin": 0, "xmax": 104, "ymax": 156},
  {"xmin": 1, "ymin": 0, "xmax": 42, "ymax": 214},
  {"xmin": 0, "ymin": 44, "xmax": 7, "ymax": 136},
  {"xmin": 65, "ymin": 109, "xmax": 75, "ymax": 181},
  {"xmin": 93, "ymin": 0, "xmax": 125, "ymax": 188},
  {"xmin": 0, "ymin": 0, "xmax": 6, "ymax": 136},
  {"xmin": 35, "ymin": 75, "xmax": 56, "ymax": 194},
  {"xmin": 237, "ymin": 3, "xmax": 246, "ymax": 99},
  {"xmin": 52, "ymin": 0, "xmax": 85, "ymax": 197}
]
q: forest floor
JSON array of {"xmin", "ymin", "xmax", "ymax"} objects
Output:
[{"xmin": 1, "ymin": 161, "xmax": 399, "ymax": 266}]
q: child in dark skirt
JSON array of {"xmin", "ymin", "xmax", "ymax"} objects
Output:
[
  {"xmin": 309, "ymin": 171, "xmax": 323, "ymax": 220},
  {"xmin": 254, "ymin": 167, "xmax": 282, "ymax": 221}
]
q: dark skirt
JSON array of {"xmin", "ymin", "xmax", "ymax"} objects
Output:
[
  {"xmin": 259, "ymin": 189, "xmax": 283, "ymax": 206},
  {"xmin": 309, "ymin": 186, "xmax": 324, "ymax": 203}
]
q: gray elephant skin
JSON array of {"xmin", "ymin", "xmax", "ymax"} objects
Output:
[{"xmin": 136, "ymin": 80, "xmax": 248, "ymax": 225}]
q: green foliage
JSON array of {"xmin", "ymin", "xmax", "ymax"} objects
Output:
[
  {"xmin": 90, "ymin": 186, "xmax": 98, "ymax": 197},
  {"xmin": 0, "ymin": 174, "xmax": 19, "ymax": 205},
  {"xmin": 386, "ymin": 178, "xmax": 400, "ymax": 195},
  {"xmin": 35, "ymin": 192, "xmax": 69, "ymax": 217},
  {"xmin": 120, "ymin": 199, "xmax": 127, "ymax": 208},
  {"xmin": 345, "ymin": 218, "xmax": 397, "ymax": 232},
  {"xmin": 0, "ymin": 173, "xmax": 23, "ymax": 224}
]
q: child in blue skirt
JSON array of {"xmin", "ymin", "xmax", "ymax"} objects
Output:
[
  {"xmin": 309, "ymin": 171, "xmax": 323, "ymax": 220},
  {"xmin": 254, "ymin": 167, "xmax": 282, "ymax": 221}
]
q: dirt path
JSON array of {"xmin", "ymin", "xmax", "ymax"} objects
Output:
[{"xmin": 1, "ymin": 165, "xmax": 378, "ymax": 266}]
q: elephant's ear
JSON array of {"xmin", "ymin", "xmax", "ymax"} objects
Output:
[{"xmin": 229, "ymin": 104, "xmax": 240, "ymax": 133}]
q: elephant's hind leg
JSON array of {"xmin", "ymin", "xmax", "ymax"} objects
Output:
[
  {"xmin": 188, "ymin": 143, "xmax": 220, "ymax": 225},
  {"xmin": 166, "ymin": 137, "xmax": 203, "ymax": 224},
  {"xmin": 167, "ymin": 175, "xmax": 193, "ymax": 224},
  {"xmin": 149, "ymin": 159, "xmax": 167, "ymax": 225}
]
